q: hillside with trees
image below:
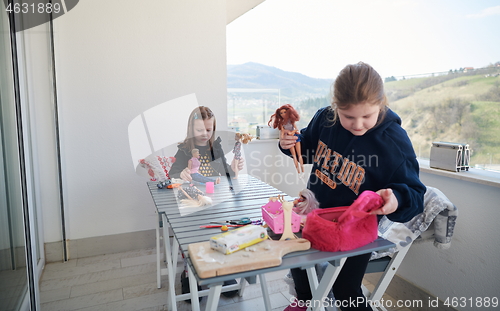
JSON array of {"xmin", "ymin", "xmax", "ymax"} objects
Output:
[
  {"xmin": 227, "ymin": 62, "xmax": 500, "ymax": 169},
  {"xmin": 385, "ymin": 65, "xmax": 500, "ymax": 167}
]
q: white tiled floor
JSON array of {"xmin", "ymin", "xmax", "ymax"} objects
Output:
[{"xmin": 39, "ymin": 248, "xmax": 411, "ymax": 311}]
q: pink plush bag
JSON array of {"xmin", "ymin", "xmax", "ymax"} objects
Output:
[{"xmin": 302, "ymin": 191, "xmax": 384, "ymax": 252}]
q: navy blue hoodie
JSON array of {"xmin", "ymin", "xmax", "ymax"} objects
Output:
[{"xmin": 282, "ymin": 107, "xmax": 425, "ymax": 223}]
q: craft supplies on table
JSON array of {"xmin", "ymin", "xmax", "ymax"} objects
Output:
[
  {"xmin": 262, "ymin": 198, "xmax": 301, "ymax": 234},
  {"xmin": 209, "ymin": 224, "xmax": 268, "ymax": 255},
  {"xmin": 188, "ymin": 238, "xmax": 311, "ymax": 278},
  {"xmin": 200, "ymin": 224, "xmax": 245, "ymax": 229},
  {"xmin": 211, "ymin": 217, "xmax": 252, "ymax": 225},
  {"xmin": 147, "ymin": 175, "xmax": 395, "ymax": 311}
]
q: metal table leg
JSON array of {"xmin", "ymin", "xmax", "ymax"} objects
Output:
[
  {"xmin": 205, "ymin": 283, "xmax": 222, "ymax": 311},
  {"xmin": 156, "ymin": 212, "xmax": 161, "ymax": 289},
  {"xmin": 162, "ymin": 214, "xmax": 178, "ymax": 311},
  {"xmin": 259, "ymin": 274, "xmax": 272, "ymax": 311},
  {"xmin": 306, "ymin": 266, "xmax": 325, "ymax": 311},
  {"xmin": 187, "ymin": 265, "xmax": 200, "ymax": 311},
  {"xmin": 310, "ymin": 257, "xmax": 346, "ymax": 311}
]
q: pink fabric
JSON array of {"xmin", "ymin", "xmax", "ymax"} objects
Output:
[
  {"xmin": 189, "ymin": 157, "xmax": 201, "ymax": 174},
  {"xmin": 302, "ymin": 191, "xmax": 384, "ymax": 252}
]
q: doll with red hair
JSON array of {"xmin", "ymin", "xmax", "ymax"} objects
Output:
[{"xmin": 268, "ymin": 104, "xmax": 304, "ymax": 174}]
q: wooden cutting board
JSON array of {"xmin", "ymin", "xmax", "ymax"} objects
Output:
[{"xmin": 188, "ymin": 238, "xmax": 311, "ymax": 278}]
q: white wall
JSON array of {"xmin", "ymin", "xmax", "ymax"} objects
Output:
[
  {"xmin": 50, "ymin": 0, "xmax": 227, "ymax": 241},
  {"xmin": 398, "ymin": 171, "xmax": 500, "ymax": 311}
]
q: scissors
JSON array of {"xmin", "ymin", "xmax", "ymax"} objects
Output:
[
  {"xmin": 211, "ymin": 217, "xmax": 252, "ymax": 225},
  {"xmin": 199, "ymin": 224, "xmax": 244, "ymax": 228},
  {"xmin": 201, "ymin": 218, "xmax": 263, "ymax": 229}
]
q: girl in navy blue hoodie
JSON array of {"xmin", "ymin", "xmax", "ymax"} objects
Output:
[{"xmin": 281, "ymin": 62, "xmax": 425, "ymax": 311}]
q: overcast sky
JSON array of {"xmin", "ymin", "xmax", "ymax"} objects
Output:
[{"xmin": 227, "ymin": 0, "xmax": 500, "ymax": 80}]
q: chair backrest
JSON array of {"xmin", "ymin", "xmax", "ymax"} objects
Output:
[{"xmin": 375, "ymin": 186, "xmax": 457, "ymax": 257}]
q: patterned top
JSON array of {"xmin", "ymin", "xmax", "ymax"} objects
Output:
[
  {"xmin": 196, "ymin": 145, "xmax": 216, "ymax": 176},
  {"xmin": 233, "ymin": 141, "xmax": 242, "ymax": 160},
  {"xmin": 169, "ymin": 136, "xmax": 232, "ymax": 178}
]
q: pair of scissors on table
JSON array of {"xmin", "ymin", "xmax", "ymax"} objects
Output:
[
  {"xmin": 199, "ymin": 217, "xmax": 262, "ymax": 228},
  {"xmin": 210, "ymin": 217, "xmax": 251, "ymax": 225}
]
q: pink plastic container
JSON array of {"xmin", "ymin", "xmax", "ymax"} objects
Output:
[
  {"xmin": 205, "ymin": 182, "xmax": 214, "ymax": 194},
  {"xmin": 261, "ymin": 200, "xmax": 301, "ymax": 234}
]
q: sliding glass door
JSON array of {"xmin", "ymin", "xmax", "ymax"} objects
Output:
[
  {"xmin": 0, "ymin": 13, "xmax": 29, "ymax": 311},
  {"xmin": 0, "ymin": 6, "xmax": 42, "ymax": 310}
]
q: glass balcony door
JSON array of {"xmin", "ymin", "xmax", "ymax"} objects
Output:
[
  {"xmin": 0, "ymin": 14, "xmax": 30, "ymax": 311},
  {"xmin": 0, "ymin": 6, "xmax": 44, "ymax": 310}
]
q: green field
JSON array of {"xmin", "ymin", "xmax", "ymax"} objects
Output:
[{"xmin": 387, "ymin": 71, "xmax": 500, "ymax": 167}]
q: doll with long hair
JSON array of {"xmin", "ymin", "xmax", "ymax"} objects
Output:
[
  {"xmin": 177, "ymin": 184, "xmax": 212, "ymax": 207},
  {"xmin": 293, "ymin": 188, "xmax": 319, "ymax": 226},
  {"xmin": 293, "ymin": 189, "xmax": 319, "ymax": 215},
  {"xmin": 268, "ymin": 104, "xmax": 304, "ymax": 174}
]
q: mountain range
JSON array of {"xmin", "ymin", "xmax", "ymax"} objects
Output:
[{"xmin": 227, "ymin": 62, "xmax": 332, "ymax": 98}]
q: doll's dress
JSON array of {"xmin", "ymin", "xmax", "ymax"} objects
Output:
[
  {"xmin": 233, "ymin": 141, "xmax": 242, "ymax": 160},
  {"xmin": 189, "ymin": 157, "xmax": 201, "ymax": 173},
  {"xmin": 189, "ymin": 157, "xmax": 215, "ymax": 184}
]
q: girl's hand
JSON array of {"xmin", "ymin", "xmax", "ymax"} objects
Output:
[
  {"xmin": 371, "ymin": 188, "xmax": 398, "ymax": 215},
  {"xmin": 180, "ymin": 168, "xmax": 193, "ymax": 182},
  {"xmin": 279, "ymin": 131, "xmax": 298, "ymax": 150}
]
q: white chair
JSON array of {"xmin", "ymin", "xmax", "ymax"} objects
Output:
[{"xmin": 363, "ymin": 186, "xmax": 458, "ymax": 311}]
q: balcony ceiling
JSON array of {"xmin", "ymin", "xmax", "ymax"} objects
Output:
[{"xmin": 227, "ymin": 0, "xmax": 266, "ymax": 24}]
